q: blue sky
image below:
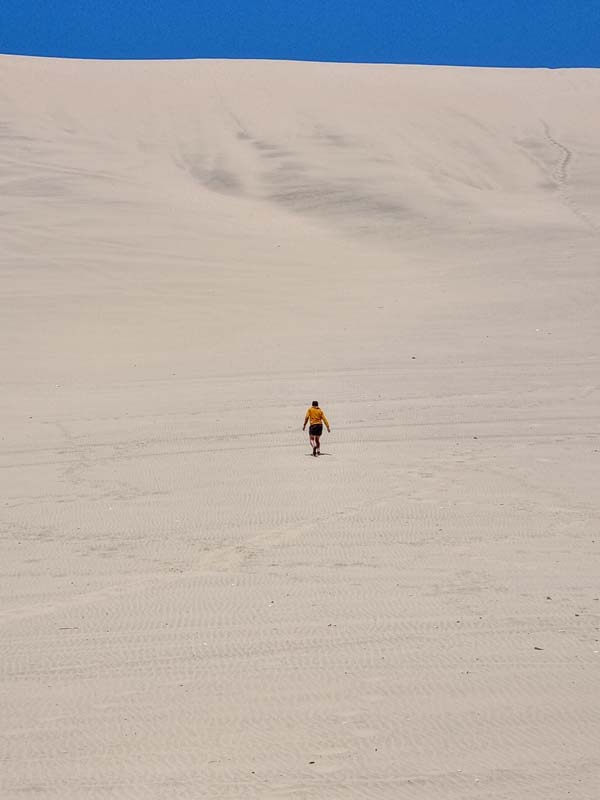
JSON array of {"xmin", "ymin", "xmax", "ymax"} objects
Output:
[{"xmin": 1, "ymin": 1, "xmax": 598, "ymax": 67}]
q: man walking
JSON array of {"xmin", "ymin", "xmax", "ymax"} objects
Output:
[{"xmin": 303, "ymin": 400, "xmax": 330, "ymax": 456}]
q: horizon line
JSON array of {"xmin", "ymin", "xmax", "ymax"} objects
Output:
[{"xmin": 1, "ymin": 52, "xmax": 597, "ymax": 70}]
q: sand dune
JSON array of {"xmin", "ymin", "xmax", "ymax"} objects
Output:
[{"xmin": 1, "ymin": 56, "xmax": 599, "ymax": 799}]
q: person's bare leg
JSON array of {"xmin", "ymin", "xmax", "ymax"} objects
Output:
[
  {"xmin": 315, "ymin": 435, "xmax": 321, "ymax": 454},
  {"xmin": 309, "ymin": 435, "xmax": 315, "ymax": 453}
]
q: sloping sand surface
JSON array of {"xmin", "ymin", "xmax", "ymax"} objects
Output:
[{"xmin": 1, "ymin": 56, "xmax": 599, "ymax": 799}]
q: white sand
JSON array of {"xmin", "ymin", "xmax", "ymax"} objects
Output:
[{"xmin": 1, "ymin": 55, "xmax": 599, "ymax": 799}]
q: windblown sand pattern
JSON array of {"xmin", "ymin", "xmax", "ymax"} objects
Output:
[{"xmin": 1, "ymin": 56, "xmax": 599, "ymax": 799}]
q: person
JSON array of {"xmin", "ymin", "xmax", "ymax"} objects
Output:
[{"xmin": 303, "ymin": 400, "xmax": 330, "ymax": 456}]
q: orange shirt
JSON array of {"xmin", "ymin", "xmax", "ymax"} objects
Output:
[{"xmin": 305, "ymin": 407, "xmax": 329, "ymax": 427}]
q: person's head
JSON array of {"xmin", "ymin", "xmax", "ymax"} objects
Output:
[{"xmin": 312, "ymin": 400, "xmax": 319, "ymax": 407}]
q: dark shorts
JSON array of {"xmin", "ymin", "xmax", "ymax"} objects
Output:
[{"xmin": 309, "ymin": 424, "xmax": 323, "ymax": 437}]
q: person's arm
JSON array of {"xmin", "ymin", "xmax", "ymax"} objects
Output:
[
  {"xmin": 303, "ymin": 410, "xmax": 309, "ymax": 430},
  {"xmin": 322, "ymin": 412, "xmax": 331, "ymax": 432}
]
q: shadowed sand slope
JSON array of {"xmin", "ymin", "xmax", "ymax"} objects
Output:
[
  {"xmin": 1, "ymin": 56, "xmax": 600, "ymax": 799},
  {"xmin": 2, "ymin": 57, "xmax": 600, "ymax": 382}
]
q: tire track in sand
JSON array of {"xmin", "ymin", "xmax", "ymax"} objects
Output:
[{"xmin": 542, "ymin": 121, "xmax": 599, "ymax": 233}]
